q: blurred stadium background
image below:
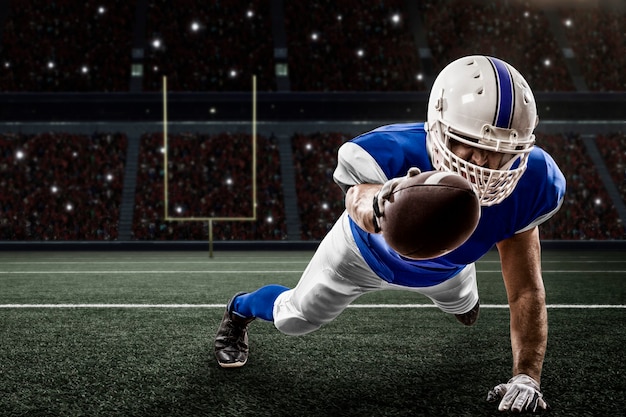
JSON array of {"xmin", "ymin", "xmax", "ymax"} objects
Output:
[{"xmin": 0, "ymin": 0, "xmax": 625, "ymax": 248}]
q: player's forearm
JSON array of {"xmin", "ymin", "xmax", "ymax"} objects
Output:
[
  {"xmin": 509, "ymin": 290, "xmax": 548, "ymax": 383},
  {"xmin": 345, "ymin": 184, "xmax": 382, "ymax": 234}
]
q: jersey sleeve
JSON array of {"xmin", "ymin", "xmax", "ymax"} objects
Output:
[
  {"xmin": 333, "ymin": 142, "xmax": 389, "ymax": 193},
  {"xmin": 332, "ymin": 123, "xmax": 432, "ymax": 193}
]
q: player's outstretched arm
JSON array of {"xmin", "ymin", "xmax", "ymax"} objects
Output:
[{"xmin": 490, "ymin": 226, "xmax": 550, "ymax": 412}]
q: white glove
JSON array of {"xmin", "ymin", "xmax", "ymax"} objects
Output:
[
  {"xmin": 372, "ymin": 167, "xmax": 421, "ymax": 232},
  {"xmin": 487, "ymin": 374, "xmax": 550, "ymax": 413}
]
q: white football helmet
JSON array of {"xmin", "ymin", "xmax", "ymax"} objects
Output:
[{"xmin": 426, "ymin": 55, "xmax": 538, "ymax": 206}]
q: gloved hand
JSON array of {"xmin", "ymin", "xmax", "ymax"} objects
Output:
[
  {"xmin": 372, "ymin": 167, "xmax": 421, "ymax": 232},
  {"xmin": 487, "ymin": 374, "xmax": 550, "ymax": 413}
]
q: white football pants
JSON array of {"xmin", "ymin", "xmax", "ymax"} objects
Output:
[{"xmin": 273, "ymin": 212, "xmax": 479, "ymax": 336}]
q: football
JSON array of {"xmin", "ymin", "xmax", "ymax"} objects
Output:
[{"xmin": 380, "ymin": 171, "xmax": 480, "ymax": 259}]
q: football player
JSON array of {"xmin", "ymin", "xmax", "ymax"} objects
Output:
[{"xmin": 214, "ymin": 55, "xmax": 565, "ymax": 413}]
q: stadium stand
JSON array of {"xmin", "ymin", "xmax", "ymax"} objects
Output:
[
  {"xmin": 291, "ymin": 132, "xmax": 349, "ymax": 239},
  {"xmin": 2, "ymin": 129, "xmax": 623, "ymax": 242},
  {"xmin": 0, "ymin": 2, "xmax": 624, "ymax": 243},
  {"xmin": 143, "ymin": 0, "xmax": 276, "ymax": 92},
  {"xmin": 417, "ymin": 0, "xmax": 576, "ymax": 91},
  {"xmin": 284, "ymin": 0, "xmax": 424, "ymax": 91},
  {"xmin": 0, "ymin": 0, "xmax": 623, "ymax": 93},
  {"xmin": 596, "ymin": 132, "xmax": 626, "ymax": 203},
  {"xmin": 0, "ymin": 0, "xmax": 135, "ymax": 92},
  {"xmin": 0, "ymin": 132, "xmax": 127, "ymax": 239},
  {"xmin": 558, "ymin": 7, "xmax": 626, "ymax": 91},
  {"xmin": 132, "ymin": 132, "xmax": 286, "ymax": 240},
  {"xmin": 538, "ymin": 133, "xmax": 624, "ymax": 240}
]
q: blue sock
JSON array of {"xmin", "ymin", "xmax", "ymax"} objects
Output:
[{"xmin": 232, "ymin": 284, "xmax": 289, "ymax": 321}]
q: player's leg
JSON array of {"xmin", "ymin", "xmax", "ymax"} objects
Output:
[
  {"xmin": 381, "ymin": 263, "xmax": 480, "ymax": 325},
  {"xmin": 272, "ymin": 212, "xmax": 383, "ymax": 336},
  {"xmin": 420, "ymin": 263, "xmax": 479, "ymax": 325},
  {"xmin": 215, "ymin": 211, "xmax": 383, "ymax": 368}
]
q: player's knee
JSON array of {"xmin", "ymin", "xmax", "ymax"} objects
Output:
[
  {"xmin": 273, "ymin": 291, "xmax": 323, "ymax": 336},
  {"xmin": 274, "ymin": 315, "xmax": 320, "ymax": 336}
]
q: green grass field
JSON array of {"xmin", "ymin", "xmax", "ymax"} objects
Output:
[{"xmin": 1, "ymin": 249, "xmax": 625, "ymax": 416}]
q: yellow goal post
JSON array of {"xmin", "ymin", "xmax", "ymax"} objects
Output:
[{"xmin": 161, "ymin": 75, "xmax": 258, "ymax": 257}]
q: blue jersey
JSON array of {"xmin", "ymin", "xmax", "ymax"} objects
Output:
[{"xmin": 342, "ymin": 122, "xmax": 566, "ymax": 288}]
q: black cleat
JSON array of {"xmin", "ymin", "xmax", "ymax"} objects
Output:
[
  {"xmin": 214, "ymin": 293, "xmax": 255, "ymax": 368},
  {"xmin": 455, "ymin": 300, "xmax": 480, "ymax": 326}
]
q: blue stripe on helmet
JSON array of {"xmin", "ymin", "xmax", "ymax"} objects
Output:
[{"xmin": 488, "ymin": 57, "xmax": 515, "ymax": 129}]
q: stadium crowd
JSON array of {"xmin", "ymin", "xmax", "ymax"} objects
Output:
[
  {"xmin": 284, "ymin": 0, "xmax": 423, "ymax": 91},
  {"xmin": 0, "ymin": 0, "xmax": 623, "ymax": 91},
  {"xmin": 534, "ymin": 133, "xmax": 623, "ymax": 240},
  {"xmin": 0, "ymin": 132, "xmax": 126, "ymax": 240},
  {"xmin": 142, "ymin": 0, "xmax": 275, "ymax": 92},
  {"xmin": 0, "ymin": 1, "xmax": 623, "ymax": 241},
  {"xmin": 132, "ymin": 132, "xmax": 286, "ymax": 240},
  {"xmin": 0, "ymin": 0, "xmax": 135, "ymax": 91},
  {"xmin": 291, "ymin": 132, "xmax": 348, "ymax": 238},
  {"xmin": 596, "ymin": 133, "xmax": 626, "ymax": 203},
  {"xmin": 0, "ymin": 130, "xmax": 624, "ymax": 241},
  {"xmin": 558, "ymin": 7, "xmax": 626, "ymax": 91},
  {"xmin": 418, "ymin": 0, "xmax": 575, "ymax": 91}
]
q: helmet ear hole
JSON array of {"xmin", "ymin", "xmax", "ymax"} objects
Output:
[{"xmin": 523, "ymin": 90, "xmax": 532, "ymax": 104}]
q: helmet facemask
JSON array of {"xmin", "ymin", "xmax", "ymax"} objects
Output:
[{"xmin": 428, "ymin": 118, "xmax": 533, "ymax": 206}]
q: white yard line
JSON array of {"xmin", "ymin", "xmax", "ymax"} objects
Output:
[
  {"xmin": 1, "ymin": 260, "xmax": 624, "ymax": 265},
  {"xmin": 0, "ymin": 303, "xmax": 624, "ymax": 309},
  {"xmin": 1, "ymin": 270, "xmax": 626, "ymax": 274}
]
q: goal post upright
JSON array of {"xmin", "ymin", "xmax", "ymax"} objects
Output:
[
  {"xmin": 252, "ymin": 74, "xmax": 257, "ymax": 222},
  {"xmin": 161, "ymin": 75, "xmax": 258, "ymax": 257},
  {"xmin": 163, "ymin": 75, "xmax": 169, "ymax": 219}
]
